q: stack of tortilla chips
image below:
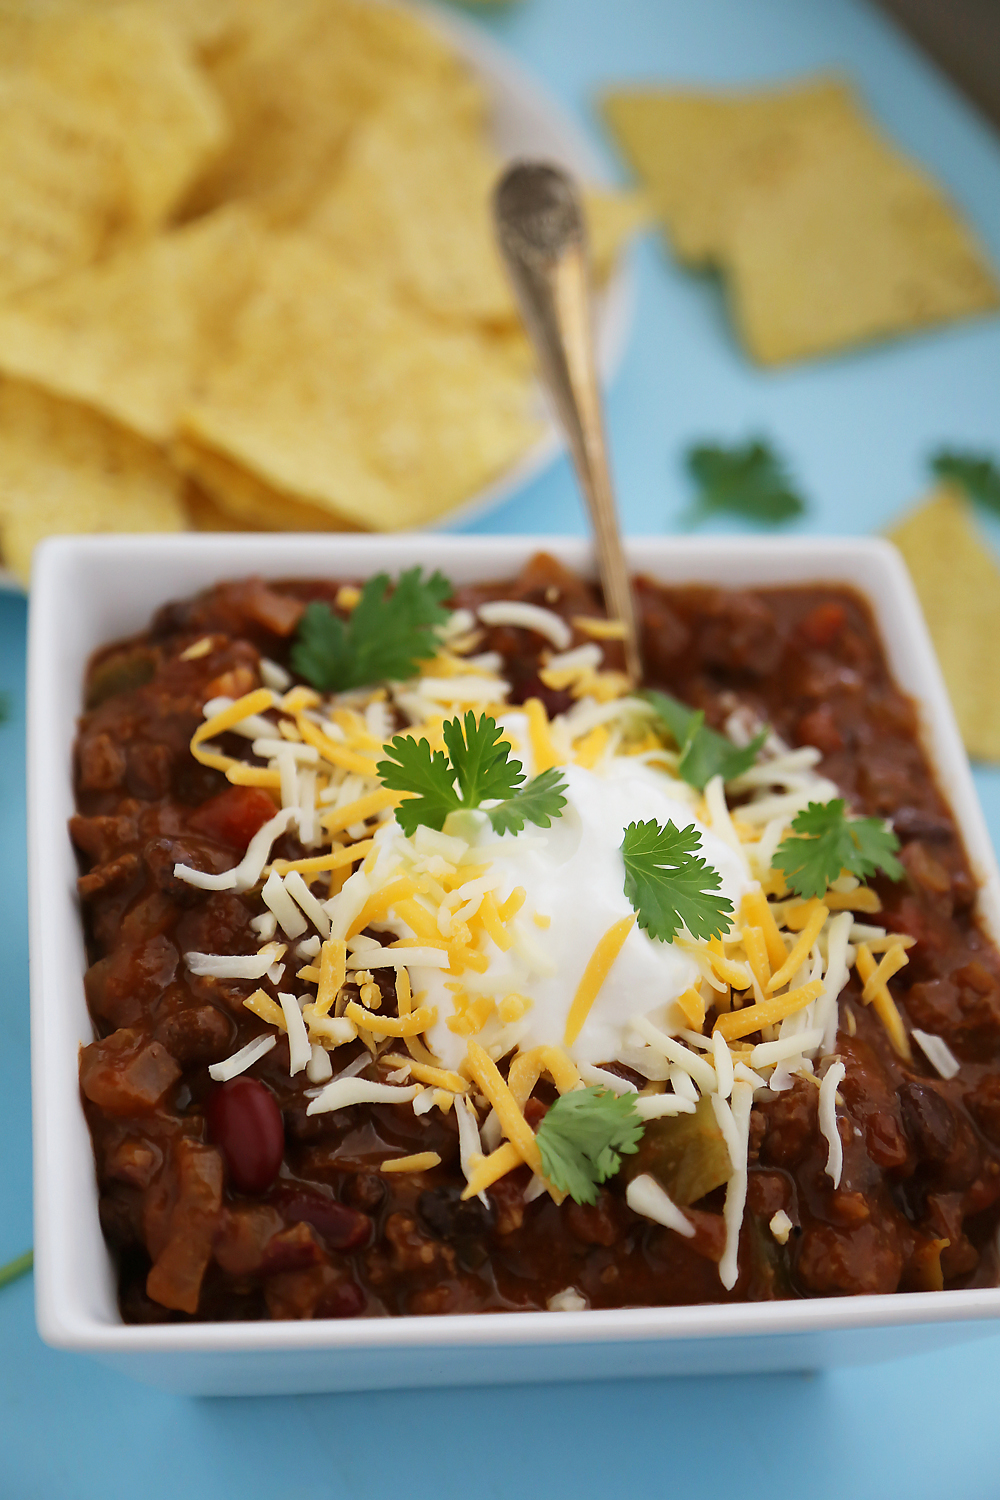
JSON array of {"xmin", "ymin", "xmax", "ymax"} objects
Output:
[{"xmin": 0, "ymin": 0, "xmax": 645, "ymax": 583}]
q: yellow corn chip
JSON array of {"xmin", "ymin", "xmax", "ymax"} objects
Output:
[
  {"xmin": 305, "ymin": 81, "xmax": 512, "ymax": 324},
  {"xmin": 604, "ymin": 77, "xmax": 998, "ymax": 363},
  {"xmin": 0, "ymin": 206, "xmax": 261, "ymax": 445},
  {"xmin": 0, "ymin": 380, "xmax": 185, "ymax": 585},
  {"xmin": 888, "ymin": 487, "xmax": 1000, "ymax": 762},
  {"xmin": 308, "ymin": 83, "xmax": 647, "ymax": 327},
  {"xmin": 0, "ymin": 74, "xmax": 127, "ymax": 300},
  {"xmin": 179, "ymin": 232, "xmax": 542, "ymax": 531},
  {"xmin": 603, "ymin": 78, "xmax": 854, "ymax": 266},
  {"xmin": 25, "ymin": 7, "xmax": 228, "ymax": 231},
  {"xmin": 183, "ymin": 481, "xmax": 260, "ymax": 533},
  {"xmin": 723, "ymin": 110, "xmax": 1000, "ymax": 364},
  {"xmin": 585, "ymin": 188, "xmax": 653, "ymax": 282},
  {"xmin": 182, "ymin": 0, "xmax": 463, "ymax": 224},
  {"xmin": 174, "ymin": 438, "xmax": 362, "ymax": 533}
]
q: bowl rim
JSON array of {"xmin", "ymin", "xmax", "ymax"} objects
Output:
[{"xmin": 29, "ymin": 530, "xmax": 1000, "ymax": 1355}]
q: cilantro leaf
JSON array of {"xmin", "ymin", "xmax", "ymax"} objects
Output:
[
  {"xmin": 684, "ymin": 439, "xmax": 806, "ymax": 526},
  {"xmin": 621, "ymin": 819, "xmax": 734, "ymax": 942},
  {"xmin": 487, "ymin": 766, "xmax": 568, "ymax": 836},
  {"xmin": 536, "ymin": 1088, "xmax": 644, "ymax": 1205},
  {"xmin": 442, "ymin": 712, "xmax": 523, "ymax": 807},
  {"xmin": 378, "ymin": 712, "xmax": 567, "ymax": 837},
  {"xmin": 290, "ymin": 567, "xmax": 452, "ymax": 692},
  {"xmin": 772, "ymin": 799, "xmax": 904, "ymax": 899},
  {"xmin": 643, "ymin": 689, "xmax": 766, "ymax": 790},
  {"xmin": 376, "ymin": 735, "xmax": 459, "ymax": 838},
  {"xmin": 931, "ymin": 448, "xmax": 1000, "ymax": 516}
]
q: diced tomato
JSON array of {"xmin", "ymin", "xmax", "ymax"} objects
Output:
[
  {"xmin": 187, "ymin": 785, "xmax": 277, "ymax": 850},
  {"xmin": 799, "ymin": 602, "xmax": 846, "ymax": 649}
]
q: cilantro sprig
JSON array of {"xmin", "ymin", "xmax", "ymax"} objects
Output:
[
  {"xmin": 377, "ymin": 711, "xmax": 567, "ymax": 838},
  {"xmin": 772, "ymin": 799, "xmax": 904, "ymax": 900},
  {"xmin": 536, "ymin": 1088, "xmax": 644, "ymax": 1205},
  {"xmin": 0, "ymin": 1249, "xmax": 32, "ymax": 1291},
  {"xmin": 621, "ymin": 819, "xmax": 734, "ymax": 943},
  {"xmin": 684, "ymin": 438, "xmax": 806, "ymax": 526},
  {"xmin": 290, "ymin": 567, "xmax": 452, "ymax": 692},
  {"xmin": 643, "ymin": 689, "xmax": 766, "ymax": 790},
  {"xmin": 931, "ymin": 448, "xmax": 1000, "ymax": 516}
]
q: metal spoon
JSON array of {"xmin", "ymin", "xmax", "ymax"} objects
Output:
[{"xmin": 493, "ymin": 160, "xmax": 642, "ymax": 682}]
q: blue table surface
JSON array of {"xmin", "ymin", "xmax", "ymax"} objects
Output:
[{"xmin": 4, "ymin": 0, "xmax": 1000, "ymax": 1492}]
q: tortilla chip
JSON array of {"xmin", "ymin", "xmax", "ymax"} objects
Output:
[
  {"xmin": 179, "ymin": 232, "xmax": 542, "ymax": 530},
  {"xmin": 183, "ymin": 480, "xmax": 259, "ymax": 533},
  {"xmin": 604, "ymin": 78, "xmax": 999, "ymax": 363},
  {"xmin": 175, "ymin": 439, "xmax": 361, "ymax": 532},
  {"xmin": 603, "ymin": 78, "xmax": 854, "ymax": 266},
  {"xmin": 0, "ymin": 5, "xmax": 228, "ymax": 301},
  {"xmin": 0, "ymin": 206, "xmax": 263, "ymax": 445},
  {"xmin": 181, "ymin": 0, "xmax": 463, "ymax": 224},
  {"xmin": 0, "ymin": 74, "xmax": 129, "ymax": 300},
  {"xmin": 723, "ymin": 111, "xmax": 1000, "ymax": 364},
  {"xmin": 305, "ymin": 81, "xmax": 512, "ymax": 324},
  {"xmin": 585, "ymin": 188, "xmax": 652, "ymax": 282},
  {"xmin": 307, "ymin": 87, "xmax": 647, "ymax": 327},
  {"xmin": 25, "ymin": 7, "xmax": 228, "ymax": 231},
  {"xmin": 0, "ymin": 380, "xmax": 185, "ymax": 585},
  {"xmin": 888, "ymin": 487, "xmax": 1000, "ymax": 762}
]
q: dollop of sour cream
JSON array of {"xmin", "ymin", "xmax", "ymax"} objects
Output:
[{"xmin": 377, "ymin": 755, "xmax": 754, "ymax": 1073}]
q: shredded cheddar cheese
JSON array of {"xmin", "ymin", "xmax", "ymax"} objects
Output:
[
  {"xmin": 713, "ymin": 979, "xmax": 825, "ymax": 1042},
  {"xmin": 564, "ymin": 915, "xmax": 636, "ymax": 1046},
  {"xmin": 380, "ymin": 1152, "xmax": 441, "ymax": 1174}
]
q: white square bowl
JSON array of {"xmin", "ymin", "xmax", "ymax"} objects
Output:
[{"xmin": 27, "ymin": 531, "xmax": 1000, "ymax": 1395}]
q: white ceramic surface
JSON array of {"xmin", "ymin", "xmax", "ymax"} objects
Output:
[
  {"xmin": 28, "ymin": 532, "xmax": 1000, "ymax": 1395},
  {"xmin": 0, "ymin": 6, "xmax": 634, "ymax": 593}
]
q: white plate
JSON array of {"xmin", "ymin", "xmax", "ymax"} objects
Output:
[
  {"xmin": 0, "ymin": 4, "xmax": 635, "ymax": 592},
  {"xmin": 28, "ymin": 531, "xmax": 1000, "ymax": 1395}
]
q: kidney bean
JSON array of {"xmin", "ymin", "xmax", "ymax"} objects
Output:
[
  {"xmin": 259, "ymin": 1222, "xmax": 327, "ymax": 1275},
  {"xmin": 276, "ymin": 1190, "xmax": 373, "ymax": 1251},
  {"xmin": 206, "ymin": 1077, "xmax": 284, "ymax": 1195}
]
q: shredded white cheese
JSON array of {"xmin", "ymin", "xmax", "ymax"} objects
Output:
[
  {"xmin": 454, "ymin": 1094, "xmax": 489, "ymax": 1206},
  {"xmin": 912, "ymin": 1028, "xmax": 961, "ymax": 1081},
  {"xmin": 262, "ymin": 869, "xmax": 308, "ymax": 940},
  {"xmin": 279, "ymin": 993, "xmax": 312, "ymax": 1076},
  {"xmin": 578, "ymin": 1062, "xmax": 636, "ymax": 1094},
  {"xmin": 718, "ymin": 1081, "xmax": 754, "ymax": 1291},
  {"xmin": 283, "ymin": 869, "xmax": 332, "ymax": 939},
  {"xmin": 713, "ymin": 1030, "xmax": 734, "ymax": 1101},
  {"xmin": 173, "ymin": 806, "xmax": 295, "ymax": 892},
  {"xmin": 547, "ymin": 1287, "xmax": 588, "ymax": 1311},
  {"xmin": 477, "ymin": 600, "xmax": 572, "ymax": 649},
  {"xmin": 306, "ymin": 1042, "xmax": 334, "ymax": 1084},
  {"xmin": 259, "ymin": 657, "xmax": 291, "ymax": 692},
  {"xmin": 634, "ymin": 1094, "xmax": 696, "ymax": 1119},
  {"xmin": 185, "ymin": 942, "xmax": 285, "ymax": 980},
  {"xmin": 626, "ymin": 1172, "xmax": 695, "ymax": 1238},
  {"xmin": 208, "ymin": 1033, "xmax": 277, "ymax": 1082},
  {"xmin": 819, "ymin": 1060, "xmax": 847, "ymax": 1188},
  {"xmin": 306, "ymin": 1078, "xmax": 419, "ymax": 1116}
]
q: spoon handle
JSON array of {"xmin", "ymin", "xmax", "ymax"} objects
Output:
[{"xmin": 493, "ymin": 162, "xmax": 642, "ymax": 682}]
